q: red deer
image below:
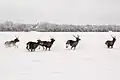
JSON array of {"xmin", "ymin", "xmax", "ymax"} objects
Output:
[
  {"xmin": 66, "ymin": 35, "xmax": 81, "ymax": 50},
  {"xmin": 105, "ymin": 35, "xmax": 116, "ymax": 48},
  {"xmin": 26, "ymin": 39, "xmax": 41, "ymax": 52},
  {"xmin": 39, "ymin": 38, "xmax": 55, "ymax": 51},
  {"xmin": 4, "ymin": 36, "xmax": 20, "ymax": 48}
]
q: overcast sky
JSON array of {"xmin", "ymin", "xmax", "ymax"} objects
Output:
[{"xmin": 0, "ymin": 0, "xmax": 120, "ymax": 25}]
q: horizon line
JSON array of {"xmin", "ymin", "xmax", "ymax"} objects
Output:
[{"xmin": 0, "ymin": 20, "xmax": 120, "ymax": 26}]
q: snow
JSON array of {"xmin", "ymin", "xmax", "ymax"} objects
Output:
[{"xmin": 0, "ymin": 32, "xmax": 120, "ymax": 80}]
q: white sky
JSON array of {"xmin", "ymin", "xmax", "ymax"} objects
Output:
[{"xmin": 0, "ymin": 0, "xmax": 120, "ymax": 25}]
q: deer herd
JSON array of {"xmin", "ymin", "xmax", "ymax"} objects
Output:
[{"xmin": 4, "ymin": 34, "xmax": 117, "ymax": 52}]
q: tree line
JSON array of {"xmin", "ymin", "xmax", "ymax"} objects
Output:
[{"xmin": 0, "ymin": 21, "xmax": 120, "ymax": 32}]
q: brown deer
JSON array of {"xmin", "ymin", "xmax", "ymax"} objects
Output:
[
  {"xmin": 105, "ymin": 35, "xmax": 116, "ymax": 48},
  {"xmin": 26, "ymin": 39, "xmax": 41, "ymax": 52},
  {"xmin": 4, "ymin": 36, "xmax": 20, "ymax": 48},
  {"xmin": 66, "ymin": 35, "xmax": 81, "ymax": 50},
  {"xmin": 39, "ymin": 37, "xmax": 55, "ymax": 51}
]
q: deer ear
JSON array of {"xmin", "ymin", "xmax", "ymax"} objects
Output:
[{"xmin": 110, "ymin": 35, "xmax": 114, "ymax": 38}]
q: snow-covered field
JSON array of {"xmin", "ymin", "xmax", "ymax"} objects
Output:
[{"xmin": 0, "ymin": 32, "xmax": 120, "ymax": 80}]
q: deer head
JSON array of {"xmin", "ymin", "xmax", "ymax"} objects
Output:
[
  {"xmin": 73, "ymin": 35, "xmax": 81, "ymax": 41},
  {"xmin": 111, "ymin": 35, "xmax": 116, "ymax": 42},
  {"xmin": 14, "ymin": 36, "xmax": 19, "ymax": 42},
  {"xmin": 50, "ymin": 36, "xmax": 55, "ymax": 42}
]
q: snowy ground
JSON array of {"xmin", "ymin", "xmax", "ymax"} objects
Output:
[{"xmin": 0, "ymin": 32, "xmax": 120, "ymax": 80}]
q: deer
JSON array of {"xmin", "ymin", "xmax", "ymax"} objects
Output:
[
  {"xmin": 4, "ymin": 36, "xmax": 20, "ymax": 48},
  {"xmin": 66, "ymin": 35, "xmax": 81, "ymax": 50},
  {"xmin": 26, "ymin": 39, "xmax": 41, "ymax": 52},
  {"xmin": 39, "ymin": 37, "xmax": 55, "ymax": 51},
  {"xmin": 105, "ymin": 35, "xmax": 116, "ymax": 48}
]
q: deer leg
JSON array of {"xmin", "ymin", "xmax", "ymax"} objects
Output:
[
  {"xmin": 28, "ymin": 49, "xmax": 30, "ymax": 51},
  {"xmin": 29, "ymin": 49, "xmax": 31, "ymax": 51},
  {"xmin": 27, "ymin": 46, "xmax": 30, "ymax": 51},
  {"xmin": 45, "ymin": 47, "xmax": 47, "ymax": 51},
  {"xmin": 15, "ymin": 45, "xmax": 18, "ymax": 48},
  {"xmin": 30, "ymin": 49, "xmax": 32, "ymax": 52},
  {"xmin": 5, "ymin": 45, "xmax": 8, "ymax": 48},
  {"xmin": 74, "ymin": 47, "xmax": 76, "ymax": 50},
  {"xmin": 42, "ymin": 46, "xmax": 45, "ymax": 50},
  {"xmin": 71, "ymin": 46, "xmax": 73, "ymax": 49},
  {"xmin": 33, "ymin": 48, "xmax": 36, "ymax": 51},
  {"xmin": 111, "ymin": 46, "xmax": 113, "ymax": 48},
  {"xmin": 26, "ymin": 45, "xmax": 30, "ymax": 50},
  {"xmin": 49, "ymin": 48, "xmax": 51, "ymax": 51},
  {"xmin": 32, "ymin": 49, "xmax": 34, "ymax": 52},
  {"xmin": 43, "ymin": 46, "xmax": 45, "ymax": 50},
  {"xmin": 26, "ymin": 46, "xmax": 28, "ymax": 50},
  {"xmin": 38, "ymin": 46, "xmax": 40, "ymax": 49},
  {"xmin": 26, "ymin": 46, "xmax": 30, "ymax": 51},
  {"xmin": 29, "ymin": 49, "xmax": 31, "ymax": 52},
  {"xmin": 30, "ymin": 49, "xmax": 33, "ymax": 52}
]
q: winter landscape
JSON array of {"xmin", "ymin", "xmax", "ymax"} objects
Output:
[
  {"xmin": 1, "ymin": 0, "xmax": 120, "ymax": 79},
  {"xmin": 0, "ymin": 32, "xmax": 120, "ymax": 80}
]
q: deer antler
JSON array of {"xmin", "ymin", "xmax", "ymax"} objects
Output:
[
  {"xmin": 50, "ymin": 36, "xmax": 52, "ymax": 38},
  {"xmin": 15, "ymin": 36, "xmax": 19, "ymax": 38},
  {"xmin": 109, "ymin": 31, "xmax": 114, "ymax": 38},
  {"xmin": 110, "ymin": 34, "xmax": 116, "ymax": 39},
  {"xmin": 50, "ymin": 36, "xmax": 54, "ymax": 39},
  {"xmin": 73, "ymin": 35, "xmax": 79, "ymax": 38},
  {"xmin": 111, "ymin": 34, "xmax": 114, "ymax": 38},
  {"xmin": 52, "ymin": 36, "xmax": 54, "ymax": 39},
  {"xmin": 73, "ymin": 35, "xmax": 77, "ymax": 38},
  {"xmin": 77, "ymin": 35, "xmax": 79, "ymax": 38}
]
